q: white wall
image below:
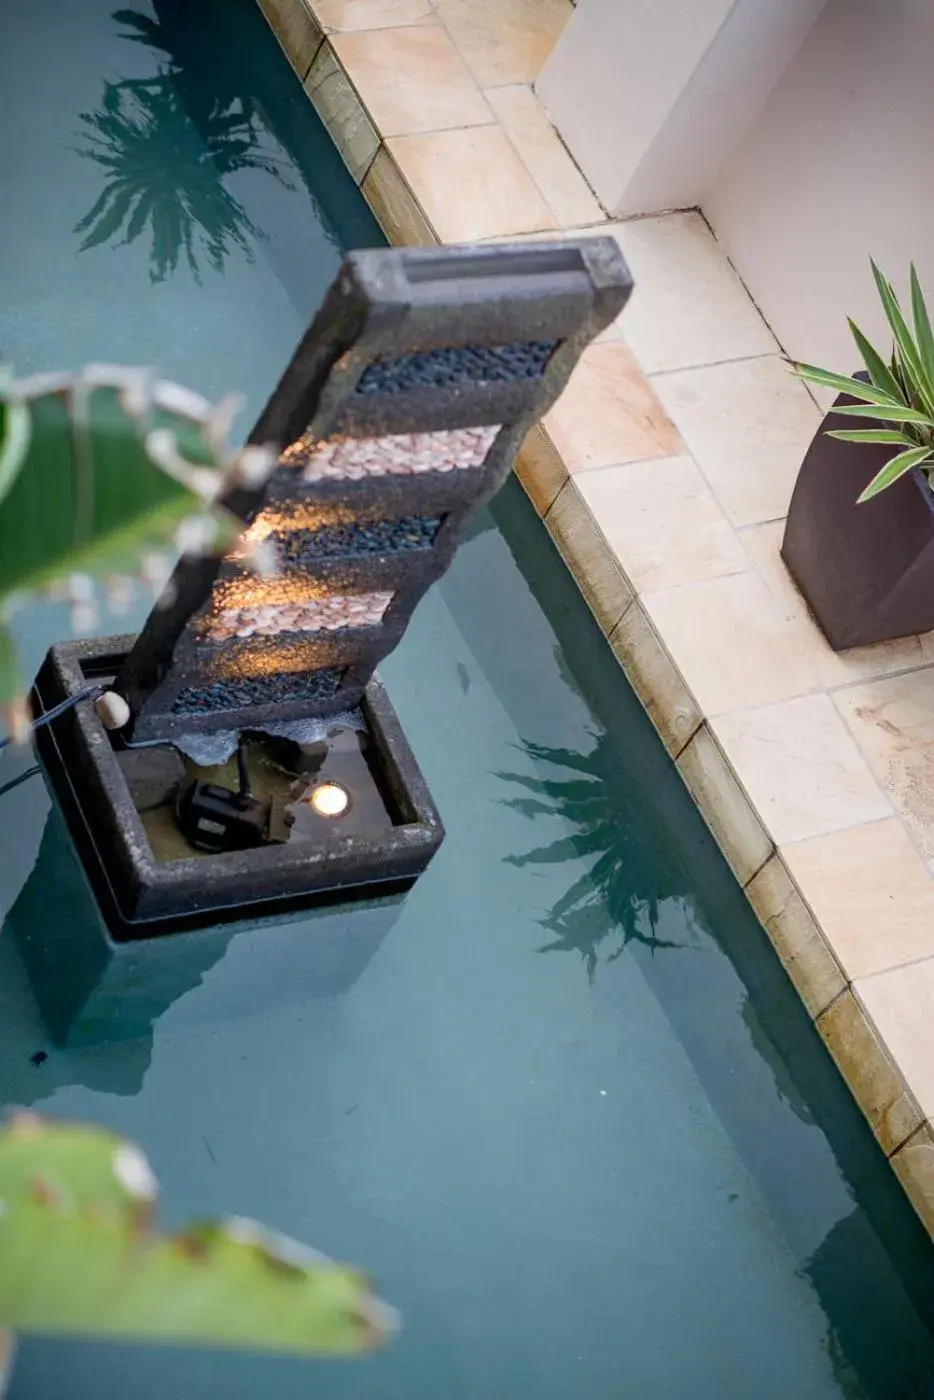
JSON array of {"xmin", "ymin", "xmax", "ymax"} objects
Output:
[
  {"xmin": 536, "ymin": 0, "xmax": 826, "ymax": 218},
  {"xmin": 704, "ymin": 0, "xmax": 934, "ymax": 384}
]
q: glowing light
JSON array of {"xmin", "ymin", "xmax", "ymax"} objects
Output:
[{"xmin": 308, "ymin": 781, "xmax": 351, "ymax": 818}]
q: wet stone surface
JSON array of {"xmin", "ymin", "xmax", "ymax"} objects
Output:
[
  {"xmin": 171, "ymin": 668, "xmax": 346, "ymax": 713},
  {"xmin": 355, "ymin": 341, "xmax": 557, "ymax": 395},
  {"xmin": 278, "ymin": 516, "xmax": 442, "ymax": 562}
]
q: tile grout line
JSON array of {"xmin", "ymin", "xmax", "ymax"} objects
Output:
[{"xmin": 647, "ymin": 350, "xmax": 788, "ymax": 379}]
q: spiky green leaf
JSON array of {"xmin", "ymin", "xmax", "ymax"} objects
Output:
[
  {"xmin": 791, "ymin": 362, "xmax": 901, "ymax": 406},
  {"xmin": 0, "ymin": 1115, "xmax": 396, "ymax": 1354},
  {"xmin": 870, "ymin": 260, "xmax": 934, "ymax": 417},
  {"xmin": 847, "ymin": 319, "xmax": 905, "ymax": 402},
  {"xmin": 910, "ymin": 263, "xmax": 934, "ymax": 401},
  {"xmin": 826, "ymin": 428, "xmax": 918, "ymax": 446},
  {"xmin": 828, "ymin": 402, "xmax": 933, "ymax": 425},
  {"xmin": 857, "ymin": 446, "xmax": 933, "ymax": 503}
]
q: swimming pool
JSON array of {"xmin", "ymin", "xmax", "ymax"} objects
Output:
[{"xmin": 2, "ymin": 2, "xmax": 934, "ymax": 1396}]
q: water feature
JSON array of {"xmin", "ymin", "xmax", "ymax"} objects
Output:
[{"xmin": 2, "ymin": 2, "xmax": 934, "ymax": 1396}]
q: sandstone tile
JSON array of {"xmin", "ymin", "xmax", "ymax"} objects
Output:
[
  {"xmin": 333, "ymin": 26, "xmax": 491, "ymax": 136},
  {"xmin": 609, "ymin": 603, "xmax": 700, "ymax": 757},
  {"xmin": 387, "ymin": 127, "xmax": 555, "ymax": 241},
  {"xmin": 783, "ymin": 819, "xmax": 934, "ymax": 980},
  {"xmin": 544, "ymin": 342, "xmax": 681, "ymax": 474},
  {"xmin": 610, "ymin": 212, "xmax": 778, "ymax": 374},
  {"xmin": 315, "ymin": 0, "xmax": 434, "ymax": 31},
  {"xmin": 676, "ymin": 723, "xmax": 772, "ymax": 887},
  {"xmin": 712, "ymin": 695, "xmax": 892, "ymax": 845},
  {"xmin": 305, "ymin": 44, "xmax": 380, "ymax": 182},
  {"xmin": 575, "ymin": 456, "xmax": 747, "ymax": 594},
  {"xmin": 436, "ymin": 0, "xmax": 571, "ymax": 87},
  {"xmin": 360, "ymin": 145, "xmax": 437, "ymax": 244},
  {"xmin": 545, "ymin": 481, "xmax": 633, "ymax": 635},
  {"xmin": 258, "ymin": 0, "xmax": 325, "ymax": 77},
  {"xmin": 856, "ymin": 960, "xmax": 934, "ymax": 1124},
  {"xmin": 817, "ymin": 989, "xmax": 922, "ymax": 1157},
  {"xmin": 833, "ymin": 669, "xmax": 934, "ymax": 862},
  {"xmin": 485, "ymin": 85, "xmax": 603, "ymax": 227},
  {"xmin": 891, "ymin": 1123, "xmax": 934, "ymax": 1236},
  {"xmin": 745, "ymin": 855, "xmax": 846, "ymax": 1018},
  {"xmin": 514, "ymin": 423, "xmax": 567, "ymax": 515},
  {"xmin": 642, "ymin": 571, "xmax": 820, "ymax": 716},
  {"xmin": 652, "ymin": 357, "xmax": 822, "ymax": 528}
]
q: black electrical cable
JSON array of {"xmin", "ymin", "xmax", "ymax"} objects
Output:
[
  {"xmin": 0, "ymin": 765, "xmax": 41, "ymax": 800},
  {"xmin": 236, "ymin": 741, "xmax": 252, "ymax": 800},
  {"xmin": 0, "ymin": 684, "xmax": 103, "ymax": 753}
]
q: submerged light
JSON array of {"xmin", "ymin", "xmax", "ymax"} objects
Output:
[{"xmin": 308, "ymin": 780, "xmax": 351, "ymax": 818}]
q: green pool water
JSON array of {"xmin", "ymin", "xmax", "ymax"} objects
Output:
[{"xmin": 2, "ymin": 2, "xmax": 934, "ymax": 1397}]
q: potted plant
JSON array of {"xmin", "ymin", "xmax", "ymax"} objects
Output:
[{"xmin": 783, "ymin": 261, "xmax": 934, "ymax": 650}]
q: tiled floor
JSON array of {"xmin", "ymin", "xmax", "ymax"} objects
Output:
[{"xmin": 257, "ymin": 0, "xmax": 934, "ymax": 1239}]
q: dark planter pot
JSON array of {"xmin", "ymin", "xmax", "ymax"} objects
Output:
[{"xmin": 781, "ymin": 385, "xmax": 934, "ymax": 650}]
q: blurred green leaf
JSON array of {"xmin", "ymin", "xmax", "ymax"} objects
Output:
[
  {"xmin": 0, "ymin": 379, "xmax": 223, "ymax": 603},
  {"xmin": 0, "ymin": 369, "xmax": 31, "ymax": 509},
  {"xmin": 0, "ymin": 623, "xmax": 21, "ymax": 713},
  {"xmin": 0, "ymin": 367, "xmax": 255, "ymax": 721},
  {"xmin": 0, "ymin": 1115, "xmax": 396, "ymax": 1355}
]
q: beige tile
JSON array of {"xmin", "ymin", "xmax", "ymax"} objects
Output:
[
  {"xmin": 258, "ymin": 0, "xmax": 325, "ymax": 77},
  {"xmin": 817, "ymin": 989, "xmax": 923, "ymax": 1156},
  {"xmin": 652, "ymin": 357, "xmax": 823, "ymax": 528},
  {"xmin": 315, "ymin": 0, "xmax": 434, "ymax": 31},
  {"xmin": 609, "ymin": 603, "xmax": 701, "ymax": 757},
  {"xmin": 782, "ymin": 819, "xmax": 934, "ymax": 981},
  {"xmin": 741, "ymin": 520, "xmax": 927, "ymax": 688},
  {"xmin": 609, "ymin": 212, "xmax": 778, "ymax": 374},
  {"xmin": 856, "ymin": 960, "xmax": 934, "ymax": 1123},
  {"xmin": 485, "ymin": 86, "xmax": 603, "ymax": 227},
  {"xmin": 435, "ymin": 0, "xmax": 571, "ymax": 87},
  {"xmin": 834, "ymin": 670, "xmax": 934, "ymax": 862},
  {"xmin": 545, "ymin": 482, "xmax": 633, "ymax": 635},
  {"xmin": 712, "ymin": 695, "xmax": 892, "ymax": 845},
  {"xmin": 891, "ymin": 1123, "xmax": 934, "ymax": 1236},
  {"xmin": 304, "ymin": 44, "xmax": 380, "ymax": 183},
  {"xmin": 360, "ymin": 145, "xmax": 437, "ymax": 244},
  {"xmin": 332, "ymin": 26, "xmax": 491, "ymax": 137},
  {"xmin": 544, "ymin": 342, "xmax": 681, "ymax": 474},
  {"xmin": 642, "ymin": 571, "xmax": 820, "ymax": 716},
  {"xmin": 576, "ymin": 455, "xmax": 747, "ymax": 594},
  {"xmin": 514, "ymin": 423, "xmax": 567, "ymax": 515},
  {"xmin": 387, "ymin": 127, "xmax": 555, "ymax": 241},
  {"xmin": 745, "ymin": 855, "xmax": 846, "ymax": 1018},
  {"xmin": 676, "ymin": 724, "xmax": 772, "ymax": 886}
]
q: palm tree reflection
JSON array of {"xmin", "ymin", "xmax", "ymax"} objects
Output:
[
  {"xmin": 498, "ymin": 732, "xmax": 687, "ymax": 980},
  {"xmin": 73, "ymin": 5, "xmax": 293, "ymax": 283}
]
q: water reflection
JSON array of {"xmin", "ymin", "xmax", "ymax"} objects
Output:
[
  {"xmin": 73, "ymin": 5, "xmax": 293, "ymax": 282},
  {"xmin": 497, "ymin": 729, "xmax": 686, "ymax": 979}
]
